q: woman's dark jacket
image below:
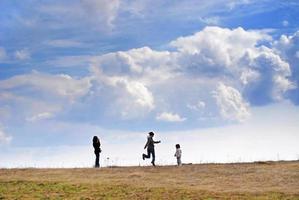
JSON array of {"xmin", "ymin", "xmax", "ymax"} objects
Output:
[{"xmin": 93, "ymin": 142, "xmax": 101, "ymax": 154}]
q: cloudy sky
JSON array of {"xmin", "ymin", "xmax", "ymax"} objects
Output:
[{"xmin": 0, "ymin": 0, "xmax": 299, "ymax": 167}]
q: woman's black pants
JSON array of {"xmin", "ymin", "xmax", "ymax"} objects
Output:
[{"xmin": 95, "ymin": 153, "xmax": 100, "ymax": 168}]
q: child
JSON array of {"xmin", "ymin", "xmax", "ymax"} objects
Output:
[
  {"xmin": 142, "ymin": 131, "xmax": 161, "ymax": 166},
  {"xmin": 174, "ymin": 144, "xmax": 182, "ymax": 166}
]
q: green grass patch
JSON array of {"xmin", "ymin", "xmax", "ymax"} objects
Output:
[
  {"xmin": 0, "ymin": 180, "xmax": 298, "ymax": 199},
  {"xmin": 0, "ymin": 180, "xmax": 87, "ymax": 199}
]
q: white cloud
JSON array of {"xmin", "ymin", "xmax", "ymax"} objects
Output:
[
  {"xmin": 187, "ymin": 101, "xmax": 206, "ymax": 111},
  {"xmin": 82, "ymin": 27, "xmax": 296, "ymax": 122},
  {"xmin": 272, "ymin": 31, "xmax": 299, "ymax": 105},
  {"xmin": 87, "ymin": 46, "xmax": 179, "ymax": 119},
  {"xmin": 240, "ymin": 69, "xmax": 260, "ymax": 85},
  {"xmin": 1, "ymin": 26, "xmax": 297, "ymax": 125},
  {"xmin": 273, "ymin": 31, "xmax": 299, "ymax": 58},
  {"xmin": 0, "ymin": 71, "xmax": 93, "ymax": 123},
  {"xmin": 91, "ymin": 67, "xmax": 154, "ymax": 119},
  {"xmin": 213, "ymin": 83, "xmax": 250, "ymax": 122},
  {"xmin": 156, "ymin": 112, "xmax": 186, "ymax": 122},
  {"xmin": 125, "ymin": 80, "xmax": 154, "ymax": 109},
  {"xmin": 92, "ymin": 46, "xmax": 177, "ymax": 82},
  {"xmin": 171, "ymin": 26, "xmax": 270, "ymax": 66},
  {"xmin": 170, "ymin": 26, "xmax": 293, "ymax": 105},
  {"xmin": 250, "ymin": 48, "xmax": 295, "ymax": 101},
  {"xmin": 0, "ymin": 71, "xmax": 92, "ymax": 101},
  {"xmin": 0, "ymin": 91, "xmax": 62, "ymax": 123},
  {"xmin": 273, "ymin": 75, "xmax": 295, "ymax": 99},
  {"xmin": 26, "ymin": 112, "xmax": 54, "ymax": 122},
  {"xmin": 0, "ymin": 128, "xmax": 12, "ymax": 145},
  {"xmin": 14, "ymin": 49, "xmax": 31, "ymax": 60}
]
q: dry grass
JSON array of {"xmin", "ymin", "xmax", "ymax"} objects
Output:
[{"xmin": 0, "ymin": 161, "xmax": 299, "ymax": 199}]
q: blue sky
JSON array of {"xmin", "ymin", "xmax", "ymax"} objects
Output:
[{"xmin": 0, "ymin": 0, "xmax": 299, "ymax": 167}]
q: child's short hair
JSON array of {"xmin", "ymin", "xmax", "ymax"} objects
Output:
[{"xmin": 175, "ymin": 144, "xmax": 180, "ymax": 148}]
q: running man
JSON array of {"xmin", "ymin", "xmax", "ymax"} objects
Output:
[{"xmin": 142, "ymin": 131, "xmax": 161, "ymax": 166}]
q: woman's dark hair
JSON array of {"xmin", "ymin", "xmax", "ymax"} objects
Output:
[
  {"xmin": 176, "ymin": 144, "xmax": 180, "ymax": 148},
  {"xmin": 149, "ymin": 131, "xmax": 154, "ymax": 136},
  {"xmin": 93, "ymin": 136, "xmax": 99, "ymax": 143}
]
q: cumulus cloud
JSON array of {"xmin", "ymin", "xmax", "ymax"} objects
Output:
[
  {"xmin": 0, "ymin": 71, "xmax": 92, "ymax": 101},
  {"xmin": 1, "ymin": 26, "xmax": 297, "ymax": 126},
  {"xmin": 273, "ymin": 31, "xmax": 299, "ymax": 104},
  {"xmin": 213, "ymin": 83, "xmax": 250, "ymax": 122},
  {"xmin": 0, "ymin": 129, "xmax": 12, "ymax": 145},
  {"xmin": 91, "ymin": 66, "xmax": 154, "ymax": 119},
  {"xmin": 0, "ymin": 91, "xmax": 62, "ymax": 123},
  {"xmin": 244, "ymin": 48, "xmax": 295, "ymax": 104},
  {"xmin": 86, "ymin": 46, "xmax": 180, "ymax": 119},
  {"xmin": 156, "ymin": 112, "xmax": 186, "ymax": 122},
  {"xmin": 0, "ymin": 71, "xmax": 92, "ymax": 123},
  {"xmin": 170, "ymin": 26, "xmax": 294, "ymax": 105},
  {"xmin": 91, "ymin": 46, "xmax": 177, "ymax": 81},
  {"xmin": 240, "ymin": 69, "xmax": 260, "ymax": 85},
  {"xmin": 125, "ymin": 80, "xmax": 154, "ymax": 109},
  {"xmin": 171, "ymin": 26, "xmax": 270, "ymax": 68},
  {"xmin": 170, "ymin": 27, "xmax": 269, "ymax": 91},
  {"xmin": 80, "ymin": 27, "xmax": 297, "ymax": 122}
]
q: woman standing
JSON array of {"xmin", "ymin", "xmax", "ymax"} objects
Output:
[{"xmin": 92, "ymin": 136, "xmax": 101, "ymax": 168}]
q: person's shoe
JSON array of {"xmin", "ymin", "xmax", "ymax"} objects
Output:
[
  {"xmin": 142, "ymin": 154, "xmax": 145, "ymax": 160},
  {"xmin": 151, "ymin": 161, "xmax": 156, "ymax": 167}
]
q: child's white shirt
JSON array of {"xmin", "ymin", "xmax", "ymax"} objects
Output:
[{"xmin": 175, "ymin": 148, "xmax": 182, "ymax": 158}]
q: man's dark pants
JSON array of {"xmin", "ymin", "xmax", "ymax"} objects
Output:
[{"xmin": 143, "ymin": 147, "xmax": 155, "ymax": 163}]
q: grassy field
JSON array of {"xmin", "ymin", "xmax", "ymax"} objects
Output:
[{"xmin": 0, "ymin": 161, "xmax": 299, "ymax": 199}]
